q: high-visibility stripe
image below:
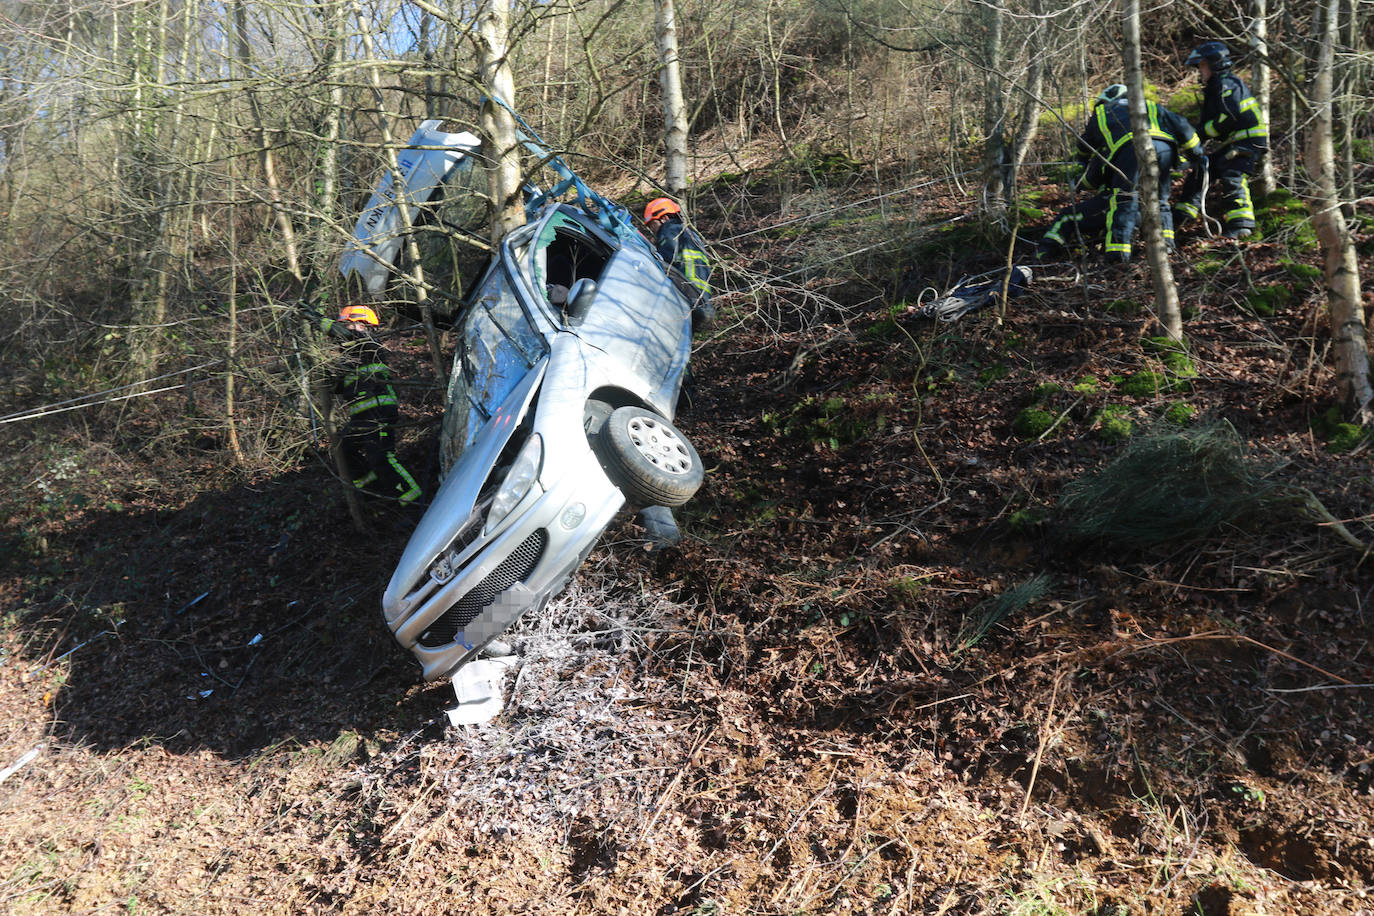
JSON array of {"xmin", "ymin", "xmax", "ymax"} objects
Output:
[
  {"xmin": 681, "ymin": 249, "xmax": 711, "ymax": 292},
  {"xmin": 341, "ymin": 363, "xmax": 390, "ymax": 387},
  {"xmin": 1104, "ymin": 189, "xmax": 1132, "ymax": 253},
  {"xmin": 1044, "ymin": 211, "xmax": 1084, "ymax": 245},
  {"xmin": 386, "ymin": 453, "xmax": 422, "ymax": 504},
  {"xmin": 348, "ymin": 393, "xmax": 399, "ymax": 415},
  {"xmin": 1096, "ymin": 106, "xmax": 1133, "ymax": 157}
]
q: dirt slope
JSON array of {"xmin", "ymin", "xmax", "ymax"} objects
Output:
[{"xmin": 1, "ymin": 175, "xmax": 1372, "ymax": 914}]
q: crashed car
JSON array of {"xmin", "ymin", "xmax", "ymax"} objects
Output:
[{"xmin": 342, "ymin": 120, "xmax": 705, "ymax": 682}]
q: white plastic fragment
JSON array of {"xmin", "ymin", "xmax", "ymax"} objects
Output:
[
  {"xmin": 0, "ymin": 745, "xmax": 43, "ymax": 785},
  {"xmin": 447, "ymin": 657, "xmax": 518, "ymax": 726}
]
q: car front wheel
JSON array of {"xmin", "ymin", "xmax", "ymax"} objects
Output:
[{"xmin": 594, "ymin": 406, "xmax": 703, "ymax": 508}]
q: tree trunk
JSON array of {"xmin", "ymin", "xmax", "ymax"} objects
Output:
[
  {"xmin": 478, "ymin": 0, "xmax": 526, "ymax": 243},
  {"xmin": 1304, "ymin": 0, "xmax": 1372, "ymax": 424},
  {"xmin": 354, "ymin": 4, "xmax": 448, "ymax": 383},
  {"xmin": 654, "ymin": 0, "xmax": 690, "ymax": 196},
  {"xmin": 1004, "ymin": 0, "xmax": 1046, "ymax": 211},
  {"xmin": 1124, "ymin": 0, "xmax": 1182, "ymax": 341},
  {"xmin": 980, "ymin": 0, "xmax": 1006, "ymax": 223},
  {"xmin": 233, "ymin": 0, "xmax": 302, "ymax": 282},
  {"xmin": 1249, "ymin": 0, "xmax": 1277, "ymax": 197},
  {"xmin": 1336, "ymin": 0, "xmax": 1356, "ymax": 218}
]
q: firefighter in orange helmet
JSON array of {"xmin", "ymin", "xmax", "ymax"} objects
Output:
[
  {"xmin": 644, "ymin": 197, "xmax": 715, "ymax": 330},
  {"xmin": 329, "ymin": 305, "xmax": 421, "ymax": 505}
]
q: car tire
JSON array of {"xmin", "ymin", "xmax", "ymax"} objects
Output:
[{"xmin": 594, "ymin": 406, "xmax": 703, "ymax": 508}]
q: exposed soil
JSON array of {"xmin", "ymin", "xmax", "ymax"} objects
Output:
[{"xmin": 2, "ymin": 171, "xmax": 1373, "ymax": 914}]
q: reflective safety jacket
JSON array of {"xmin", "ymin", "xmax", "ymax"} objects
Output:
[
  {"xmin": 1198, "ymin": 71, "xmax": 1268, "ymax": 152},
  {"xmin": 1076, "ymin": 101, "xmax": 1135, "ymax": 189},
  {"xmin": 1145, "ymin": 100, "xmax": 1204, "ymax": 164},
  {"xmin": 1078, "ymin": 99, "xmax": 1204, "ymax": 186},
  {"xmin": 653, "ymin": 218, "xmax": 712, "ymax": 301},
  {"xmin": 334, "ymin": 332, "xmax": 399, "ymax": 419}
]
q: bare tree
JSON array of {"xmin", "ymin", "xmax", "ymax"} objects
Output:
[
  {"xmin": 1123, "ymin": 0, "xmax": 1181, "ymax": 340},
  {"xmin": 1304, "ymin": 0, "xmax": 1372, "ymax": 424},
  {"xmin": 478, "ymin": 0, "xmax": 527, "ymax": 243},
  {"xmin": 654, "ymin": 0, "xmax": 691, "ymax": 195},
  {"xmin": 1248, "ymin": 0, "xmax": 1277, "ymax": 196}
]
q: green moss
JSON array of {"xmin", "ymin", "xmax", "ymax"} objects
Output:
[
  {"xmin": 1094, "ymin": 404, "xmax": 1134, "ymax": 442},
  {"xmin": 888, "ymin": 575, "xmax": 929, "ymax": 608},
  {"xmin": 1279, "ymin": 259, "xmax": 1322, "ymax": 283},
  {"xmin": 1105, "ymin": 298, "xmax": 1141, "ymax": 316},
  {"xmin": 1312, "ymin": 406, "xmax": 1374, "ymax": 454},
  {"xmin": 1072, "ymin": 375, "xmax": 1100, "ymax": 395},
  {"xmin": 763, "ymin": 395, "xmax": 869, "ymax": 448},
  {"xmin": 1120, "ymin": 370, "xmax": 1166, "ymax": 397},
  {"xmin": 1257, "ymin": 191, "xmax": 1318, "ymax": 252},
  {"xmin": 1141, "ymin": 336, "xmax": 1187, "ymax": 355},
  {"xmin": 1194, "ymin": 254, "xmax": 1227, "ymax": 276},
  {"xmin": 1167, "ymin": 87, "xmax": 1203, "ymax": 121},
  {"xmin": 978, "ymin": 364, "xmax": 1010, "ymax": 386},
  {"xmin": 1158, "ymin": 350, "xmax": 1198, "ymax": 381},
  {"xmin": 1031, "ymin": 382, "xmax": 1063, "ymax": 401},
  {"xmin": 1163, "ymin": 401, "xmax": 1197, "ymax": 425},
  {"xmin": 1039, "ymin": 104, "xmax": 1089, "ymax": 133},
  {"xmin": 1014, "ymin": 406, "xmax": 1059, "ymax": 439},
  {"xmin": 1245, "ymin": 284, "xmax": 1292, "ymax": 317},
  {"xmin": 1008, "ymin": 506, "xmax": 1046, "ymax": 533}
]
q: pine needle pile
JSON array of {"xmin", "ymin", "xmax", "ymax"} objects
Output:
[{"xmin": 1056, "ymin": 423, "xmax": 1298, "ymax": 549}]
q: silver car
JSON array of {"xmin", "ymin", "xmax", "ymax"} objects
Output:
[{"xmin": 348, "ymin": 122, "xmax": 704, "ymax": 682}]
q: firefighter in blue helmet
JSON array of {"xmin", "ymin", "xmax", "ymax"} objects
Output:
[
  {"xmin": 330, "ymin": 305, "xmax": 421, "ymax": 505},
  {"xmin": 1038, "ymin": 84, "xmax": 1140, "ymax": 263},
  {"xmin": 1174, "ymin": 41, "xmax": 1268, "ymax": 239},
  {"xmin": 644, "ymin": 197, "xmax": 716, "ymax": 331}
]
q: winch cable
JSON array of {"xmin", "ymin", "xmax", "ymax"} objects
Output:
[{"xmin": 0, "ymin": 360, "xmax": 224, "ymax": 426}]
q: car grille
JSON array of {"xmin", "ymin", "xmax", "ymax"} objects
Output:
[{"xmin": 418, "ymin": 529, "xmax": 548, "ymax": 648}]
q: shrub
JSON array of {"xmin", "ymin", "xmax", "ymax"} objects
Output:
[{"xmin": 1056, "ymin": 422, "xmax": 1298, "ymax": 548}]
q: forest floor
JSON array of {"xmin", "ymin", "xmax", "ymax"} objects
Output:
[{"xmin": 2, "ymin": 163, "xmax": 1373, "ymax": 915}]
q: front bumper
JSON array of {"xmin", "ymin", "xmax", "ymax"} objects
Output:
[{"xmin": 383, "ymin": 439, "xmax": 624, "ymax": 682}]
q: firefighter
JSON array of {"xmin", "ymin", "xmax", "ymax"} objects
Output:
[
  {"xmin": 643, "ymin": 197, "xmax": 716, "ymax": 330},
  {"xmin": 329, "ymin": 305, "xmax": 421, "ymax": 505},
  {"xmin": 1174, "ymin": 41, "xmax": 1269, "ymax": 239},
  {"xmin": 1037, "ymin": 84, "xmax": 1140, "ymax": 263},
  {"xmin": 1145, "ymin": 98, "xmax": 1209, "ymax": 250}
]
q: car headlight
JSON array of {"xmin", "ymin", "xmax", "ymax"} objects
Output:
[{"xmin": 486, "ymin": 434, "xmax": 543, "ymax": 533}]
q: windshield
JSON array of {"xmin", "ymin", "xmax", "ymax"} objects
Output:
[{"xmin": 440, "ymin": 260, "xmax": 549, "ymax": 472}]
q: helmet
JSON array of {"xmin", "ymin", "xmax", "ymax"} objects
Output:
[
  {"xmin": 1185, "ymin": 41, "xmax": 1232, "ymax": 70},
  {"xmin": 1098, "ymin": 83, "xmax": 1128, "ymax": 104},
  {"xmin": 339, "ymin": 305, "xmax": 380, "ymax": 326},
  {"xmin": 643, "ymin": 197, "xmax": 681, "ymax": 223}
]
